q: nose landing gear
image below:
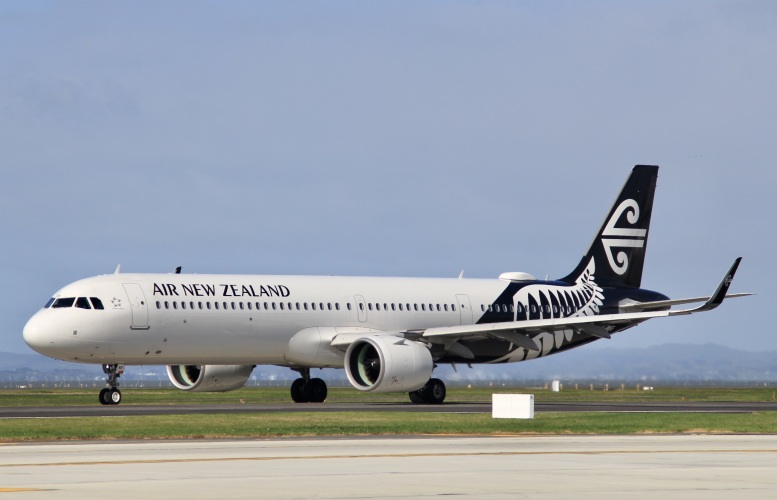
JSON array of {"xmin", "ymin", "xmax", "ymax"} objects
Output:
[{"xmin": 99, "ymin": 363, "xmax": 124, "ymax": 405}]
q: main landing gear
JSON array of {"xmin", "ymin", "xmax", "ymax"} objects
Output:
[
  {"xmin": 290, "ymin": 368, "xmax": 327, "ymax": 403},
  {"xmin": 409, "ymin": 378, "xmax": 446, "ymax": 404},
  {"xmin": 99, "ymin": 363, "xmax": 124, "ymax": 405}
]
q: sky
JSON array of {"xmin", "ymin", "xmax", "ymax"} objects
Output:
[{"xmin": 1, "ymin": 1, "xmax": 774, "ymax": 356}]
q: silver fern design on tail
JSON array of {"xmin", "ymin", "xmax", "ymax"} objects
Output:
[{"xmin": 492, "ymin": 257, "xmax": 604, "ymax": 363}]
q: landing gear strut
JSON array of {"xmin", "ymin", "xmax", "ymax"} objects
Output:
[
  {"xmin": 99, "ymin": 363, "xmax": 124, "ymax": 405},
  {"xmin": 290, "ymin": 368, "xmax": 327, "ymax": 403},
  {"xmin": 409, "ymin": 378, "xmax": 446, "ymax": 404}
]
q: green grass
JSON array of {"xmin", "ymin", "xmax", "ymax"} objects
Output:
[
  {"xmin": 1, "ymin": 386, "xmax": 776, "ymax": 407},
  {"xmin": 1, "ymin": 411, "xmax": 776, "ymax": 441},
  {"xmin": 1, "ymin": 387, "xmax": 775, "ymax": 441}
]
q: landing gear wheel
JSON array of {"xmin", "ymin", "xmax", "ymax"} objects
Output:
[
  {"xmin": 291, "ymin": 378, "xmax": 308, "ymax": 403},
  {"xmin": 98, "ymin": 363, "xmax": 125, "ymax": 405},
  {"xmin": 408, "ymin": 391, "xmax": 425, "ymax": 404},
  {"xmin": 108, "ymin": 388, "xmax": 122, "ymax": 405},
  {"xmin": 304, "ymin": 378, "xmax": 328, "ymax": 403},
  {"xmin": 99, "ymin": 388, "xmax": 110, "ymax": 405},
  {"xmin": 408, "ymin": 378, "xmax": 447, "ymax": 404},
  {"xmin": 425, "ymin": 378, "xmax": 446, "ymax": 404}
]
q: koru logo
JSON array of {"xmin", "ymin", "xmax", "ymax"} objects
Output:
[
  {"xmin": 602, "ymin": 199, "xmax": 646, "ymax": 275},
  {"xmin": 111, "ymin": 297, "xmax": 122, "ymax": 308}
]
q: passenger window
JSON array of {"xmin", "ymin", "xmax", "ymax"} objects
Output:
[
  {"xmin": 165, "ymin": 301, "xmax": 170, "ymax": 309},
  {"xmin": 255, "ymin": 302, "xmax": 261, "ymax": 310},
  {"xmin": 231, "ymin": 302, "xmax": 236, "ymax": 310},
  {"xmin": 481, "ymin": 304, "xmax": 485, "ymax": 312},
  {"xmin": 436, "ymin": 304, "xmax": 441, "ymax": 311},
  {"xmin": 398, "ymin": 304, "xmax": 403, "ymax": 311},
  {"xmin": 74, "ymin": 297, "xmax": 91, "ymax": 309},
  {"xmin": 335, "ymin": 303, "xmax": 340, "ymax": 311},
  {"xmin": 414, "ymin": 304, "xmax": 418, "ymax": 311},
  {"xmin": 443, "ymin": 304, "xmax": 448, "ymax": 312},
  {"xmin": 223, "ymin": 302, "xmax": 228, "ymax": 310},
  {"xmin": 347, "ymin": 303, "xmax": 352, "ymax": 311},
  {"xmin": 358, "ymin": 303, "xmax": 363, "ymax": 311},
  {"xmin": 328, "ymin": 303, "xmax": 332, "ymax": 310},
  {"xmin": 288, "ymin": 302, "xmax": 293, "ymax": 310},
  {"xmin": 247, "ymin": 302, "xmax": 252, "ymax": 310},
  {"xmin": 240, "ymin": 302, "xmax": 245, "ymax": 310},
  {"xmin": 376, "ymin": 303, "xmax": 381, "ymax": 311},
  {"xmin": 451, "ymin": 304, "xmax": 456, "ymax": 311},
  {"xmin": 181, "ymin": 302, "xmax": 187, "ymax": 310},
  {"xmin": 215, "ymin": 302, "xmax": 220, "ymax": 310},
  {"xmin": 264, "ymin": 302, "xmax": 269, "ymax": 310},
  {"xmin": 279, "ymin": 303, "xmax": 285, "ymax": 310},
  {"xmin": 272, "ymin": 302, "xmax": 277, "ymax": 310},
  {"xmin": 44, "ymin": 298, "xmax": 55, "ymax": 308},
  {"xmin": 406, "ymin": 303, "xmax": 411, "ymax": 311},
  {"xmin": 52, "ymin": 297, "xmax": 75, "ymax": 308},
  {"xmin": 206, "ymin": 302, "xmax": 211, "ymax": 310},
  {"xmin": 421, "ymin": 304, "xmax": 426, "ymax": 311},
  {"xmin": 368, "ymin": 303, "xmax": 373, "ymax": 311},
  {"xmin": 156, "ymin": 301, "xmax": 161, "ymax": 309},
  {"xmin": 189, "ymin": 301, "xmax": 194, "ymax": 309},
  {"xmin": 199, "ymin": 302, "xmax": 203, "ymax": 310},
  {"xmin": 296, "ymin": 302, "xmax": 301, "ymax": 310},
  {"xmin": 319, "ymin": 303, "xmax": 324, "ymax": 310},
  {"xmin": 173, "ymin": 302, "xmax": 178, "ymax": 310},
  {"xmin": 312, "ymin": 303, "xmax": 317, "ymax": 310},
  {"xmin": 90, "ymin": 297, "xmax": 104, "ymax": 310}
]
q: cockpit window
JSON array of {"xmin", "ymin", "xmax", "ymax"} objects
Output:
[
  {"xmin": 90, "ymin": 297, "xmax": 104, "ymax": 310},
  {"xmin": 75, "ymin": 297, "xmax": 92, "ymax": 309},
  {"xmin": 52, "ymin": 297, "xmax": 76, "ymax": 308},
  {"xmin": 44, "ymin": 298, "xmax": 55, "ymax": 308}
]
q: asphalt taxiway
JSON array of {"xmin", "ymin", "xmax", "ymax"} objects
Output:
[
  {"xmin": 2, "ymin": 400, "xmax": 777, "ymax": 419},
  {"xmin": 2, "ymin": 435, "xmax": 777, "ymax": 498}
]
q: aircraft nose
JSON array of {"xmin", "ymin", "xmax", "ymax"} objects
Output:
[{"xmin": 23, "ymin": 312, "xmax": 54, "ymax": 355}]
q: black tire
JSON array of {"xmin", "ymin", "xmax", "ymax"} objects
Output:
[
  {"xmin": 305, "ymin": 378, "xmax": 328, "ymax": 403},
  {"xmin": 408, "ymin": 390, "xmax": 425, "ymax": 404},
  {"xmin": 109, "ymin": 388, "xmax": 122, "ymax": 405},
  {"xmin": 290, "ymin": 378, "xmax": 308, "ymax": 403},
  {"xmin": 99, "ymin": 388, "xmax": 110, "ymax": 405},
  {"xmin": 423, "ymin": 378, "xmax": 446, "ymax": 404}
]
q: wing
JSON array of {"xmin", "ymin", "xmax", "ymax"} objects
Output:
[{"xmin": 421, "ymin": 258, "xmax": 746, "ymax": 352}]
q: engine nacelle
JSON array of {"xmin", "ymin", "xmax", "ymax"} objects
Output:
[
  {"xmin": 166, "ymin": 364, "xmax": 254, "ymax": 392},
  {"xmin": 344, "ymin": 336, "xmax": 433, "ymax": 393}
]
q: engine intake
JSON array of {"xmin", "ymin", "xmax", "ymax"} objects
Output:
[
  {"xmin": 166, "ymin": 364, "xmax": 254, "ymax": 392},
  {"xmin": 344, "ymin": 336, "xmax": 433, "ymax": 393}
]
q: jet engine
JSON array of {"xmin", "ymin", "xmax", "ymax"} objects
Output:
[
  {"xmin": 166, "ymin": 364, "xmax": 254, "ymax": 392},
  {"xmin": 344, "ymin": 336, "xmax": 433, "ymax": 393}
]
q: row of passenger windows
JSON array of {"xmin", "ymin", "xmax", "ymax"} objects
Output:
[
  {"xmin": 45, "ymin": 297, "xmax": 105, "ymax": 310},
  {"xmin": 154, "ymin": 300, "xmax": 460, "ymax": 313},
  {"xmin": 483, "ymin": 303, "xmax": 578, "ymax": 315}
]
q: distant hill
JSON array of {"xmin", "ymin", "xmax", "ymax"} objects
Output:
[{"xmin": 3, "ymin": 343, "xmax": 777, "ymax": 388}]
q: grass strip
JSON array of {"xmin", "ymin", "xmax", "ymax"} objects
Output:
[
  {"xmin": 2, "ymin": 387, "xmax": 777, "ymax": 407},
  {"xmin": 1, "ymin": 411, "xmax": 776, "ymax": 441}
]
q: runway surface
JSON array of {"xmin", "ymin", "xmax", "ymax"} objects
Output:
[
  {"xmin": 2, "ymin": 400, "xmax": 777, "ymax": 419},
  {"xmin": 2, "ymin": 435, "xmax": 777, "ymax": 499}
]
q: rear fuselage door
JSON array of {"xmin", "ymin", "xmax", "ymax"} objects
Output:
[
  {"xmin": 456, "ymin": 294, "xmax": 473, "ymax": 325},
  {"xmin": 123, "ymin": 283, "xmax": 149, "ymax": 330}
]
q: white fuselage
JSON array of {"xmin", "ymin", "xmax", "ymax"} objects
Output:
[{"xmin": 24, "ymin": 272, "xmax": 522, "ymax": 366}]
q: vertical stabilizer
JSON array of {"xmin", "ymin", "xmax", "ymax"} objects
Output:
[{"xmin": 560, "ymin": 165, "xmax": 658, "ymax": 288}]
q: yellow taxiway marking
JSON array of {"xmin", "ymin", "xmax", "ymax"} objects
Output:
[
  {"xmin": 1, "ymin": 448, "xmax": 776, "ymax": 468},
  {"xmin": 0, "ymin": 488, "xmax": 48, "ymax": 493}
]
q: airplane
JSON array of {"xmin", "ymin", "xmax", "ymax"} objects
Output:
[{"xmin": 23, "ymin": 165, "xmax": 749, "ymax": 405}]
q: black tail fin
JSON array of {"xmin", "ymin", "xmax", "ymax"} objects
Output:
[{"xmin": 560, "ymin": 165, "xmax": 659, "ymax": 288}]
